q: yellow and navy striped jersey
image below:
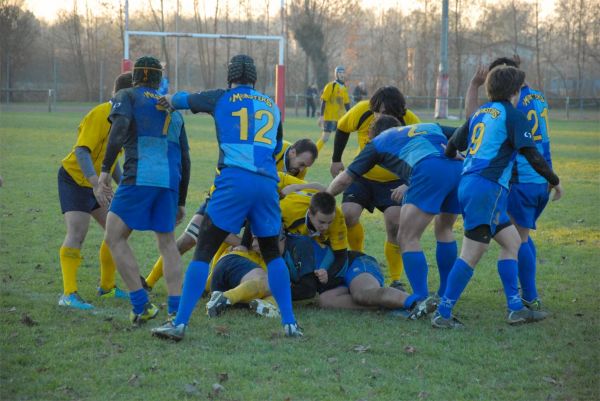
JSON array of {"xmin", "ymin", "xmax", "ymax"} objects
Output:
[
  {"xmin": 337, "ymin": 100, "xmax": 421, "ymax": 182},
  {"xmin": 205, "ymin": 244, "xmax": 266, "ymax": 291},
  {"xmin": 321, "ymin": 81, "xmax": 350, "ymax": 121},
  {"xmin": 62, "ymin": 102, "xmax": 120, "ymax": 187},
  {"xmin": 280, "ymin": 192, "xmax": 348, "ymax": 251}
]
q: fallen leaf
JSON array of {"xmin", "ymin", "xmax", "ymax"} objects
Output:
[
  {"xmin": 8, "ymin": 307, "xmax": 16, "ymax": 312},
  {"xmin": 20, "ymin": 313, "xmax": 38, "ymax": 327},
  {"xmin": 404, "ymin": 345, "xmax": 417, "ymax": 354},
  {"xmin": 327, "ymin": 357, "xmax": 338, "ymax": 363},
  {"xmin": 542, "ymin": 376, "xmax": 562, "ymax": 386},
  {"xmin": 575, "ymin": 218, "xmax": 584, "ymax": 223},
  {"xmin": 575, "ymin": 313, "xmax": 583, "ymax": 317},
  {"xmin": 272, "ymin": 364, "xmax": 281, "ymax": 371},
  {"xmin": 184, "ymin": 382, "xmax": 200, "ymax": 396},
  {"xmin": 214, "ymin": 325, "xmax": 230, "ymax": 337},
  {"xmin": 418, "ymin": 391, "xmax": 430, "ymax": 399},
  {"xmin": 217, "ymin": 372, "xmax": 228, "ymax": 383},
  {"xmin": 353, "ymin": 344, "xmax": 371, "ymax": 353},
  {"xmin": 127, "ymin": 374, "xmax": 139, "ymax": 385},
  {"xmin": 361, "ymin": 358, "xmax": 366, "ymax": 364}
]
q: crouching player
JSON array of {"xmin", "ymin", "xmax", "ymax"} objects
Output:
[
  {"xmin": 328, "ymin": 118, "xmax": 462, "ymax": 318},
  {"xmin": 433, "ymin": 65, "xmax": 561, "ymax": 328}
]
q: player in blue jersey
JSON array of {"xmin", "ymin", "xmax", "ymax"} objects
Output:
[
  {"xmin": 97, "ymin": 56, "xmax": 191, "ymax": 325},
  {"xmin": 465, "ymin": 57, "xmax": 563, "ymax": 312},
  {"xmin": 328, "ymin": 116, "xmax": 462, "ymax": 319},
  {"xmin": 433, "ymin": 65, "xmax": 561, "ymax": 328},
  {"xmin": 151, "ymin": 54, "xmax": 301, "ymax": 341}
]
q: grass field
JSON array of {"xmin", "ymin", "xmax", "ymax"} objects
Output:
[{"xmin": 0, "ymin": 107, "xmax": 599, "ymax": 401}]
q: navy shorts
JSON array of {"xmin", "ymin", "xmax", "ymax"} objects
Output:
[
  {"xmin": 507, "ymin": 182, "xmax": 549, "ymax": 230},
  {"xmin": 207, "ymin": 167, "xmax": 281, "ymax": 237},
  {"xmin": 459, "ymin": 175, "xmax": 510, "ymax": 235},
  {"xmin": 110, "ymin": 185, "xmax": 178, "ymax": 233},
  {"xmin": 342, "ymin": 175, "xmax": 402, "ymax": 213},
  {"xmin": 323, "ymin": 120, "xmax": 337, "ymax": 133},
  {"xmin": 211, "ymin": 254, "xmax": 261, "ymax": 292},
  {"xmin": 344, "ymin": 253, "xmax": 384, "ymax": 287},
  {"xmin": 404, "ymin": 156, "xmax": 462, "ymax": 215},
  {"xmin": 57, "ymin": 167, "xmax": 100, "ymax": 214}
]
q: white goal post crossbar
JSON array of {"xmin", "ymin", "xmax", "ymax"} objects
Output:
[{"xmin": 123, "ymin": 30, "xmax": 287, "ymax": 118}]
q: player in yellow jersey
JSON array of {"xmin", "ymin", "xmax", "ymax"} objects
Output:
[
  {"xmin": 142, "ymin": 138, "xmax": 319, "ymax": 291},
  {"xmin": 329, "ymin": 86, "xmax": 420, "ymax": 289},
  {"xmin": 317, "ymin": 66, "xmax": 351, "ymax": 149},
  {"xmin": 57, "ymin": 72, "xmax": 132, "ymax": 310}
]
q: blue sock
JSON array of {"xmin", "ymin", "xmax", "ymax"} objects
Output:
[
  {"xmin": 167, "ymin": 295, "xmax": 181, "ymax": 315},
  {"xmin": 497, "ymin": 259, "xmax": 524, "ymax": 311},
  {"xmin": 174, "ymin": 261, "xmax": 210, "ymax": 326},
  {"xmin": 528, "ymin": 236, "xmax": 537, "ymax": 260},
  {"xmin": 401, "ymin": 251, "xmax": 429, "ymax": 300},
  {"xmin": 129, "ymin": 288, "xmax": 148, "ymax": 315},
  {"xmin": 267, "ymin": 257, "xmax": 296, "ymax": 325},
  {"xmin": 404, "ymin": 294, "xmax": 421, "ymax": 310},
  {"xmin": 436, "ymin": 241, "xmax": 457, "ymax": 297},
  {"xmin": 517, "ymin": 242, "xmax": 538, "ymax": 302},
  {"xmin": 437, "ymin": 258, "xmax": 474, "ymax": 318}
]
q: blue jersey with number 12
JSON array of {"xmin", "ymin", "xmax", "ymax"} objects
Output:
[{"xmin": 462, "ymin": 100, "xmax": 536, "ymax": 189}]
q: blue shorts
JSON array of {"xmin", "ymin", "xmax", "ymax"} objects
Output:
[
  {"xmin": 206, "ymin": 167, "xmax": 281, "ymax": 237},
  {"xmin": 404, "ymin": 156, "xmax": 462, "ymax": 215},
  {"xmin": 342, "ymin": 176, "xmax": 402, "ymax": 213},
  {"xmin": 210, "ymin": 254, "xmax": 260, "ymax": 292},
  {"xmin": 323, "ymin": 120, "xmax": 337, "ymax": 133},
  {"xmin": 507, "ymin": 182, "xmax": 549, "ymax": 230},
  {"xmin": 459, "ymin": 175, "xmax": 510, "ymax": 235},
  {"xmin": 344, "ymin": 252, "xmax": 384, "ymax": 287},
  {"xmin": 57, "ymin": 167, "xmax": 100, "ymax": 214},
  {"xmin": 110, "ymin": 185, "xmax": 178, "ymax": 233}
]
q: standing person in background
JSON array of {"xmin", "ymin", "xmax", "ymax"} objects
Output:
[
  {"xmin": 98, "ymin": 56, "xmax": 191, "ymax": 326},
  {"xmin": 57, "ymin": 72, "xmax": 132, "ymax": 310},
  {"xmin": 317, "ymin": 66, "xmax": 350, "ymax": 149},
  {"xmin": 305, "ymin": 84, "xmax": 318, "ymax": 118},
  {"xmin": 352, "ymin": 82, "xmax": 368, "ymax": 104}
]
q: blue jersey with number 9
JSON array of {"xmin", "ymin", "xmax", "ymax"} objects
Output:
[
  {"xmin": 213, "ymin": 86, "xmax": 281, "ymax": 179},
  {"xmin": 462, "ymin": 100, "xmax": 535, "ymax": 189}
]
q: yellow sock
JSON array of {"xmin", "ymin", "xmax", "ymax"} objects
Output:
[
  {"xmin": 347, "ymin": 223, "xmax": 365, "ymax": 252},
  {"xmin": 145, "ymin": 256, "xmax": 164, "ymax": 288},
  {"xmin": 316, "ymin": 137, "xmax": 325, "ymax": 151},
  {"xmin": 223, "ymin": 279, "xmax": 269, "ymax": 305},
  {"xmin": 384, "ymin": 241, "xmax": 403, "ymax": 282},
  {"xmin": 99, "ymin": 240, "xmax": 116, "ymax": 291},
  {"xmin": 60, "ymin": 246, "xmax": 81, "ymax": 295}
]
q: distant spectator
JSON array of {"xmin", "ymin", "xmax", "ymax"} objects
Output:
[
  {"xmin": 353, "ymin": 82, "xmax": 368, "ymax": 104},
  {"xmin": 305, "ymin": 84, "xmax": 318, "ymax": 118}
]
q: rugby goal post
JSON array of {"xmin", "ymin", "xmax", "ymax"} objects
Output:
[{"xmin": 122, "ymin": 31, "xmax": 287, "ymax": 120}]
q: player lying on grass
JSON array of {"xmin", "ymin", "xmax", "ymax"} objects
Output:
[
  {"xmin": 432, "ymin": 65, "xmax": 561, "ymax": 328},
  {"xmin": 465, "ymin": 56, "xmax": 563, "ymax": 312},
  {"xmin": 57, "ymin": 72, "xmax": 133, "ymax": 310},
  {"xmin": 330, "ymin": 86, "xmax": 422, "ymax": 290},
  {"xmin": 328, "ymin": 117, "xmax": 462, "ymax": 319},
  {"xmin": 142, "ymin": 138, "xmax": 318, "ymax": 291}
]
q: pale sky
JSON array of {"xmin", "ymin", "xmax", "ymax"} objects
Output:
[{"xmin": 24, "ymin": 0, "xmax": 557, "ymax": 23}]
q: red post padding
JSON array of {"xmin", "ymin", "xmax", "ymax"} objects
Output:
[
  {"xmin": 275, "ymin": 65, "xmax": 286, "ymax": 122},
  {"xmin": 121, "ymin": 59, "xmax": 133, "ymax": 73}
]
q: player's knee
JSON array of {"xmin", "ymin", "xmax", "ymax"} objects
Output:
[
  {"xmin": 397, "ymin": 226, "xmax": 417, "ymax": 248},
  {"xmin": 465, "ymin": 225, "xmax": 493, "ymax": 244},
  {"xmin": 257, "ymin": 236, "xmax": 281, "ymax": 264},
  {"xmin": 192, "ymin": 216, "xmax": 229, "ymax": 262}
]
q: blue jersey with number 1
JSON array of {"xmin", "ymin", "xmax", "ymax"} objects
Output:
[
  {"xmin": 512, "ymin": 86, "xmax": 552, "ymax": 184},
  {"xmin": 460, "ymin": 100, "xmax": 536, "ymax": 189}
]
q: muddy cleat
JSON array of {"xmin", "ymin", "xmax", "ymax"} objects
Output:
[
  {"xmin": 58, "ymin": 293, "xmax": 94, "ymax": 310},
  {"xmin": 283, "ymin": 322, "xmax": 304, "ymax": 338},
  {"xmin": 522, "ymin": 298, "xmax": 543, "ymax": 311},
  {"xmin": 249, "ymin": 299, "xmax": 280, "ymax": 318},
  {"xmin": 97, "ymin": 286, "xmax": 128, "ymax": 299},
  {"xmin": 129, "ymin": 302, "xmax": 159, "ymax": 326},
  {"xmin": 151, "ymin": 321, "xmax": 186, "ymax": 342},
  {"xmin": 206, "ymin": 291, "xmax": 231, "ymax": 318},
  {"xmin": 389, "ymin": 280, "xmax": 407, "ymax": 292},
  {"xmin": 506, "ymin": 308, "xmax": 548, "ymax": 325},
  {"xmin": 407, "ymin": 296, "xmax": 438, "ymax": 320},
  {"xmin": 431, "ymin": 311, "xmax": 464, "ymax": 329}
]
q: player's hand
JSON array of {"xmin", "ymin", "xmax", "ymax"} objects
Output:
[
  {"xmin": 390, "ymin": 184, "xmax": 408, "ymax": 203},
  {"xmin": 95, "ymin": 172, "xmax": 114, "ymax": 207},
  {"xmin": 176, "ymin": 206, "xmax": 186, "ymax": 225},
  {"xmin": 330, "ymin": 162, "xmax": 345, "ymax": 178},
  {"xmin": 441, "ymin": 143, "xmax": 465, "ymax": 161},
  {"xmin": 314, "ymin": 268, "xmax": 328, "ymax": 284},
  {"xmin": 318, "ymin": 116, "xmax": 324, "ymax": 129},
  {"xmin": 550, "ymin": 183, "xmax": 563, "ymax": 201},
  {"xmin": 470, "ymin": 65, "xmax": 488, "ymax": 87},
  {"xmin": 158, "ymin": 95, "xmax": 173, "ymax": 110}
]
